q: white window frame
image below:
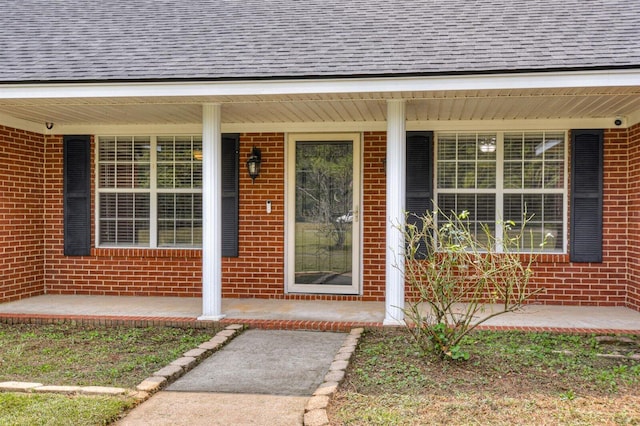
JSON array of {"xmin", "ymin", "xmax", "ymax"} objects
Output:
[
  {"xmin": 95, "ymin": 135, "xmax": 203, "ymax": 249},
  {"xmin": 434, "ymin": 131, "xmax": 568, "ymax": 253}
]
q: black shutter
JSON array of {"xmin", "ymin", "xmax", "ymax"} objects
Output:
[
  {"xmin": 406, "ymin": 131, "xmax": 433, "ymax": 258},
  {"xmin": 221, "ymin": 134, "xmax": 239, "ymax": 257},
  {"xmin": 64, "ymin": 135, "xmax": 91, "ymax": 256},
  {"xmin": 570, "ymin": 129, "xmax": 603, "ymax": 263}
]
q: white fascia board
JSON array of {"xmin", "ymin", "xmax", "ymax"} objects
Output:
[{"xmin": 1, "ymin": 69, "xmax": 640, "ymax": 100}]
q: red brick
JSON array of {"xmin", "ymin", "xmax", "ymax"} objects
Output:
[{"xmin": 0, "ymin": 125, "xmax": 639, "ymax": 310}]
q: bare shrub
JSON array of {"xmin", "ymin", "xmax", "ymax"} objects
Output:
[{"xmin": 398, "ymin": 209, "xmax": 547, "ymax": 360}]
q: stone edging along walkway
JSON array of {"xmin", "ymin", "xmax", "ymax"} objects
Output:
[
  {"xmin": 0, "ymin": 324, "xmax": 245, "ymax": 400},
  {"xmin": 0, "ymin": 323, "xmax": 364, "ymax": 426},
  {"xmin": 303, "ymin": 327, "xmax": 362, "ymax": 426}
]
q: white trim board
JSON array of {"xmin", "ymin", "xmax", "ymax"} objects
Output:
[
  {"xmin": 50, "ymin": 117, "xmax": 631, "ymax": 136},
  {"xmin": 1, "ymin": 69, "xmax": 640, "ymax": 100}
]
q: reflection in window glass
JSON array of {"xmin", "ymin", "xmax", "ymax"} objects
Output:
[
  {"xmin": 438, "ymin": 193, "xmax": 496, "ymax": 245},
  {"xmin": 157, "ymin": 193, "xmax": 202, "ymax": 247},
  {"xmin": 503, "ymin": 132, "xmax": 565, "ymax": 190},
  {"xmin": 437, "ymin": 133, "xmax": 497, "ymax": 190},
  {"xmin": 436, "ymin": 131, "xmax": 566, "ymax": 253},
  {"xmin": 99, "ymin": 193, "xmax": 150, "ymax": 246},
  {"xmin": 98, "ymin": 135, "xmax": 202, "ymax": 248},
  {"xmin": 157, "ymin": 136, "xmax": 202, "ymax": 189}
]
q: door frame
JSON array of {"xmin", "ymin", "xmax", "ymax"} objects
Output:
[{"xmin": 285, "ymin": 132, "xmax": 362, "ymax": 295}]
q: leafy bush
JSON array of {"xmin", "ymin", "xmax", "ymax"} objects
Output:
[{"xmin": 398, "ymin": 209, "xmax": 547, "ymax": 360}]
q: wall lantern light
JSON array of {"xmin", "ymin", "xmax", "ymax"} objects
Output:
[{"xmin": 246, "ymin": 146, "xmax": 262, "ymax": 182}]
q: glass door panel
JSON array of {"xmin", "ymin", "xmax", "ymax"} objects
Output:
[{"xmin": 287, "ymin": 135, "xmax": 360, "ymax": 294}]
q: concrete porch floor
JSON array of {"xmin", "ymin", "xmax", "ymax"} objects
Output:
[{"xmin": 0, "ymin": 294, "xmax": 639, "ymax": 332}]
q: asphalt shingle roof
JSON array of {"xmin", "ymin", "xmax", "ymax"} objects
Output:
[{"xmin": 1, "ymin": 0, "xmax": 639, "ymax": 83}]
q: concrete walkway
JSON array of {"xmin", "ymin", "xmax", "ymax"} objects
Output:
[
  {"xmin": 167, "ymin": 330, "xmax": 345, "ymax": 395},
  {"xmin": 118, "ymin": 329, "xmax": 350, "ymax": 426},
  {"xmin": 119, "ymin": 392, "xmax": 310, "ymax": 426}
]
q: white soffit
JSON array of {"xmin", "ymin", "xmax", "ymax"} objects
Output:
[
  {"xmin": 0, "ymin": 70, "xmax": 639, "ymax": 132},
  {"xmin": 2, "ymin": 90, "xmax": 639, "ymax": 126}
]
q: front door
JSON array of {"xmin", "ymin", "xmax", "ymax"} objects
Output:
[{"xmin": 286, "ymin": 133, "xmax": 361, "ymax": 294}]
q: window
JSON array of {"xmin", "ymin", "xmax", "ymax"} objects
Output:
[
  {"xmin": 97, "ymin": 136, "xmax": 202, "ymax": 248},
  {"xmin": 435, "ymin": 131, "xmax": 566, "ymax": 252},
  {"xmin": 156, "ymin": 136, "xmax": 203, "ymax": 246}
]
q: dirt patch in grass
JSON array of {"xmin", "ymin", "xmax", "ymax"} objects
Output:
[
  {"xmin": 0, "ymin": 323, "xmax": 219, "ymax": 389},
  {"xmin": 328, "ymin": 328, "xmax": 640, "ymax": 425}
]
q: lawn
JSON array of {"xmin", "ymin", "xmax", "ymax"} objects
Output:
[
  {"xmin": 328, "ymin": 328, "xmax": 640, "ymax": 425},
  {"xmin": 3, "ymin": 323, "xmax": 639, "ymax": 425},
  {"xmin": 0, "ymin": 323, "xmax": 219, "ymax": 425},
  {"xmin": 0, "ymin": 393, "xmax": 133, "ymax": 426}
]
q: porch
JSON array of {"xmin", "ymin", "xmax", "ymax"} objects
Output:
[
  {"xmin": 2, "ymin": 80, "xmax": 640, "ymax": 321},
  {"xmin": 0, "ymin": 295, "xmax": 639, "ymax": 333}
]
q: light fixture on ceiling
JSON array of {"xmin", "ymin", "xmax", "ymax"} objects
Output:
[
  {"xmin": 479, "ymin": 137, "xmax": 496, "ymax": 153},
  {"xmin": 45, "ymin": 122, "xmax": 54, "ymax": 130}
]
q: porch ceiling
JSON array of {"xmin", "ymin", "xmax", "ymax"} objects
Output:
[{"xmin": 1, "ymin": 86, "xmax": 640, "ymax": 129}]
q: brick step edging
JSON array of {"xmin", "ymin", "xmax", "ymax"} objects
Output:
[{"xmin": 1, "ymin": 313, "xmax": 638, "ymax": 334}]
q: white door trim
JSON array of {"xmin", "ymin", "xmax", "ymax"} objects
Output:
[{"xmin": 285, "ymin": 132, "xmax": 362, "ymax": 295}]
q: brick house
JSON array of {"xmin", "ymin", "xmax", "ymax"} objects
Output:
[{"xmin": 0, "ymin": 0, "xmax": 639, "ymax": 324}]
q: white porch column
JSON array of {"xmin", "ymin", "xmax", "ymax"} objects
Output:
[
  {"xmin": 384, "ymin": 99, "xmax": 406, "ymax": 325},
  {"xmin": 199, "ymin": 103, "xmax": 225, "ymax": 320}
]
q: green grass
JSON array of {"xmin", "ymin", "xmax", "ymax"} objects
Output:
[
  {"xmin": 0, "ymin": 393, "xmax": 134, "ymax": 426},
  {"xmin": 0, "ymin": 323, "xmax": 220, "ymax": 425},
  {"xmin": 329, "ymin": 328, "xmax": 640, "ymax": 425},
  {"xmin": 0, "ymin": 323, "xmax": 217, "ymax": 388}
]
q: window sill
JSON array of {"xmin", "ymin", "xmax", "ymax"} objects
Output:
[
  {"xmin": 92, "ymin": 247, "xmax": 202, "ymax": 259},
  {"xmin": 522, "ymin": 253, "xmax": 569, "ymax": 263}
]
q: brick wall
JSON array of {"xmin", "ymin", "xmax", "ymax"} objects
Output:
[
  {"xmin": 44, "ymin": 135, "xmax": 203, "ymax": 297},
  {"xmin": 0, "ymin": 125, "xmax": 638, "ymax": 309},
  {"xmin": 525, "ymin": 129, "xmax": 630, "ymax": 307},
  {"xmin": 222, "ymin": 133, "xmax": 285, "ymax": 298},
  {"xmin": 361, "ymin": 132, "xmax": 387, "ymax": 300},
  {"xmin": 0, "ymin": 125, "xmax": 46, "ymax": 302},
  {"xmin": 627, "ymin": 124, "xmax": 640, "ymax": 310},
  {"xmin": 221, "ymin": 132, "xmax": 388, "ymax": 301}
]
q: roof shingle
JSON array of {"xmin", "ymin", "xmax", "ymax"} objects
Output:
[{"xmin": 1, "ymin": 0, "xmax": 639, "ymax": 83}]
